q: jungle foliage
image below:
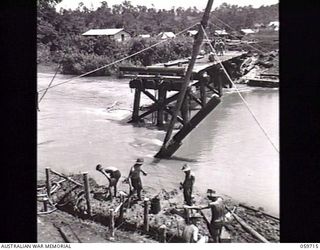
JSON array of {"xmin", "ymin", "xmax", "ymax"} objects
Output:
[{"xmin": 37, "ymin": 0, "xmax": 278, "ymax": 75}]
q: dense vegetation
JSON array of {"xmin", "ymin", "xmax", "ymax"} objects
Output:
[{"xmin": 37, "ymin": 0, "xmax": 278, "ymax": 75}]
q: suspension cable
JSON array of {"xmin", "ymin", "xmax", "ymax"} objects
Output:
[
  {"xmin": 38, "ymin": 59, "xmax": 63, "ymax": 104},
  {"xmin": 202, "ymin": 26, "xmax": 279, "ymax": 153},
  {"xmin": 38, "ymin": 22, "xmax": 200, "ymax": 94}
]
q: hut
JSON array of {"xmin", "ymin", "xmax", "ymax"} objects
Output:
[{"xmin": 82, "ymin": 28, "xmax": 131, "ymax": 42}]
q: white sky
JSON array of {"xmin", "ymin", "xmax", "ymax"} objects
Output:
[{"xmin": 56, "ymin": 0, "xmax": 279, "ymax": 11}]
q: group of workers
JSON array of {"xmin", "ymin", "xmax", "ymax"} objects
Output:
[
  {"xmin": 96, "ymin": 158, "xmax": 225, "ymax": 243},
  {"xmin": 96, "ymin": 157, "xmax": 147, "ymax": 201},
  {"xmin": 207, "ymin": 38, "xmax": 226, "ymax": 62},
  {"xmin": 214, "ymin": 39, "xmax": 226, "ymax": 56}
]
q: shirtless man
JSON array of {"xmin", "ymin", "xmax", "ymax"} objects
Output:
[
  {"xmin": 127, "ymin": 158, "xmax": 147, "ymax": 200},
  {"xmin": 96, "ymin": 164, "xmax": 121, "ymax": 199},
  {"xmin": 186, "ymin": 189, "xmax": 225, "ymax": 242}
]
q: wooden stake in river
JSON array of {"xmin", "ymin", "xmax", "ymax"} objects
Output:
[
  {"xmin": 82, "ymin": 172, "xmax": 92, "ymax": 216},
  {"xmin": 143, "ymin": 198, "xmax": 150, "ymax": 233},
  {"xmin": 45, "ymin": 167, "xmax": 51, "ymax": 199},
  {"xmin": 155, "ymin": 0, "xmax": 215, "ymax": 158}
]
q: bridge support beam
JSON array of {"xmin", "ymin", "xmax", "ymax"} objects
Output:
[
  {"xmin": 132, "ymin": 88, "xmax": 141, "ymax": 122},
  {"xmin": 155, "ymin": 95, "xmax": 221, "ymax": 158},
  {"xmin": 181, "ymin": 88, "xmax": 190, "ymax": 125},
  {"xmin": 157, "ymin": 86, "xmax": 167, "ymax": 127}
]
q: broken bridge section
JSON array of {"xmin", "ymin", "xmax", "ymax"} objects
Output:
[{"xmin": 119, "ymin": 52, "xmax": 245, "ymax": 158}]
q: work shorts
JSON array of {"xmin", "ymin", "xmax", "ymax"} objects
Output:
[
  {"xmin": 131, "ymin": 178, "xmax": 142, "ymax": 191},
  {"xmin": 109, "ymin": 170, "xmax": 121, "ymax": 186}
]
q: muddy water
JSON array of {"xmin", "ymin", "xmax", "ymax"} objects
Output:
[{"xmin": 38, "ymin": 73, "xmax": 279, "ymax": 217}]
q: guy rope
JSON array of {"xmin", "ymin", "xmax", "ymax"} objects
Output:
[
  {"xmin": 37, "ymin": 22, "xmax": 200, "ymax": 106},
  {"xmin": 202, "ymin": 25, "xmax": 279, "ymax": 153}
]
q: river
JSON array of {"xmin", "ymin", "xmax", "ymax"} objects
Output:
[{"xmin": 37, "ymin": 73, "xmax": 279, "ymax": 217}]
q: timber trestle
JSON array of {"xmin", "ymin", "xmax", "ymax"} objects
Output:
[
  {"xmin": 119, "ymin": 0, "xmax": 243, "ymax": 158},
  {"xmin": 120, "ymin": 65, "xmax": 224, "ymax": 128}
]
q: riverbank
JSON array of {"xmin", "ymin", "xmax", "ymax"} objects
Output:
[
  {"xmin": 236, "ymin": 50, "xmax": 279, "ymax": 86},
  {"xmin": 37, "ymin": 173, "xmax": 279, "ymax": 243},
  {"xmin": 37, "ymin": 49, "xmax": 279, "ymax": 89},
  {"xmin": 37, "ymin": 63, "xmax": 59, "ymax": 74}
]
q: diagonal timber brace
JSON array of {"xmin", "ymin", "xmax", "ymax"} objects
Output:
[{"xmin": 155, "ymin": 95, "xmax": 221, "ymax": 158}]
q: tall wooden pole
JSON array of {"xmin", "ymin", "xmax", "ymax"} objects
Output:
[
  {"xmin": 159, "ymin": 0, "xmax": 214, "ymax": 149},
  {"xmin": 109, "ymin": 209, "xmax": 115, "ymax": 238},
  {"xmin": 159, "ymin": 225, "xmax": 167, "ymax": 243},
  {"xmin": 45, "ymin": 168, "xmax": 51, "ymax": 199},
  {"xmin": 82, "ymin": 172, "xmax": 92, "ymax": 216},
  {"xmin": 143, "ymin": 198, "xmax": 150, "ymax": 232},
  {"xmin": 180, "ymin": 89, "xmax": 190, "ymax": 125}
]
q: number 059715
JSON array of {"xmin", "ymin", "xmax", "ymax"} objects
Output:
[{"xmin": 300, "ymin": 244, "xmax": 319, "ymax": 248}]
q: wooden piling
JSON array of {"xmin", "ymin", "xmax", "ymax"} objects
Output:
[
  {"xmin": 45, "ymin": 168, "xmax": 51, "ymax": 198},
  {"xmin": 109, "ymin": 209, "xmax": 115, "ymax": 237},
  {"xmin": 43, "ymin": 197, "xmax": 48, "ymax": 212},
  {"xmin": 159, "ymin": 224, "xmax": 167, "ymax": 243},
  {"xmin": 184, "ymin": 208, "xmax": 190, "ymax": 224},
  {"xmin": 82, "ymin": 172, "xmax": 92, "ymax": 216},
  {"xmin": 143, "ymin": 198, "xmax": 150, "ymax": 232},
  {"xmin": 132, "ymin": 87, "xmax": 141, "ymax": 122},
  {"xmin": 157, "ymin": 86, "xmax": 166, "ymax": 126}
]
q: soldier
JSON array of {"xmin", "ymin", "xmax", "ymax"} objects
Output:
[
  {"xmin": 96, "ymin": 164, "xmax": 121, "ymax": 199},
  {"xmin": 187, "ymin": 189, "xmax": 225, "ymax": 242},
  {"xmin": 220, "ymin": 40, "xmax": 226, "ymax": 55},
  {"xmin": 180, "ymin": 164, "xmax": 195, "ymax": 206},
  {"xmin": 215, "ymin": 39, "xmax": 222, "ymax": 56},
  {"xmin": 182, "ymin": 213, "xmax": 207, "ymax": 243},
  {"xmin": 127, "ymin": 158, "xmax": 147, "ymax": 200}
]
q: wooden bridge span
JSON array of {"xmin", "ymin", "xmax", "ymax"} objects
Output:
[
  {"xmin": 119, "ymin": 51, "xmax": 246, "ymax": 127},
  {"xmin": 119, "ymin": 0, "xmax": 247, "ymax": 158}
]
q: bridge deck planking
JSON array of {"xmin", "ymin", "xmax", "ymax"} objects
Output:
[{"xmin": 152, "ymin": 51, "xmax": 246, "ymax": 74}]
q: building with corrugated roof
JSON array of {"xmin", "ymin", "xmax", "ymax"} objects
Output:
[
  {"xmin": 82, "ymin": 28, "xmax": 131, "ymax": 42},
  {"xmin": 214, "ymin": 29, "xmax": 229, "ymax": 38},
  {"xmin": 157, "ymin": 32, "xmax": 176, "ymax": 39},
  {"xmin": 240, "ymin": 29, "xmax": 256, "ymax": 35}
]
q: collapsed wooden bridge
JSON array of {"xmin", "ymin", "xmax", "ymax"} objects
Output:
[
  {"xmin": 119, "ymin": 51, "xmax": 246, "ymax": 158},
  {"xmin": 119, "ymin": 0, "xmax": 247, "ymax": 159},
  {"xmin": 120, "ymin": 52, "xmax": 245, "ymax": 124}
]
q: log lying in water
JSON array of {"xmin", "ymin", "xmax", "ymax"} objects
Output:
[
  {"xmin": 239, "ymin": 203, "xmax": 279, "ymax": 220},
  {"xmin": 226, "ymin": 206, "xmax": 269, "ymax": 243}
]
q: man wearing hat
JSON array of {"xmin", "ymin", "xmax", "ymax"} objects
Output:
[
  {"xmin": 180, "ymin": 164, "xmax": 195, "ymax": 206},
  {"xmin": 182, "ymin": 213, "xmax": 207, "ymax": 243},
  {"xmin": 186, "ymin": 189, "xmax": 225, "ymax": 242},
  {"xmin": 96, "ymin": 164, "xmax": 121, "ymax": 200},
  {"xmin": 127, "ymin": 158, "xmax": 147, "ymax": 200}
]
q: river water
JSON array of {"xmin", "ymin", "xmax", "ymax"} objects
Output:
[{"xmin": 38, "ymin": 73, "xmax": 279, "ymax": 217}]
